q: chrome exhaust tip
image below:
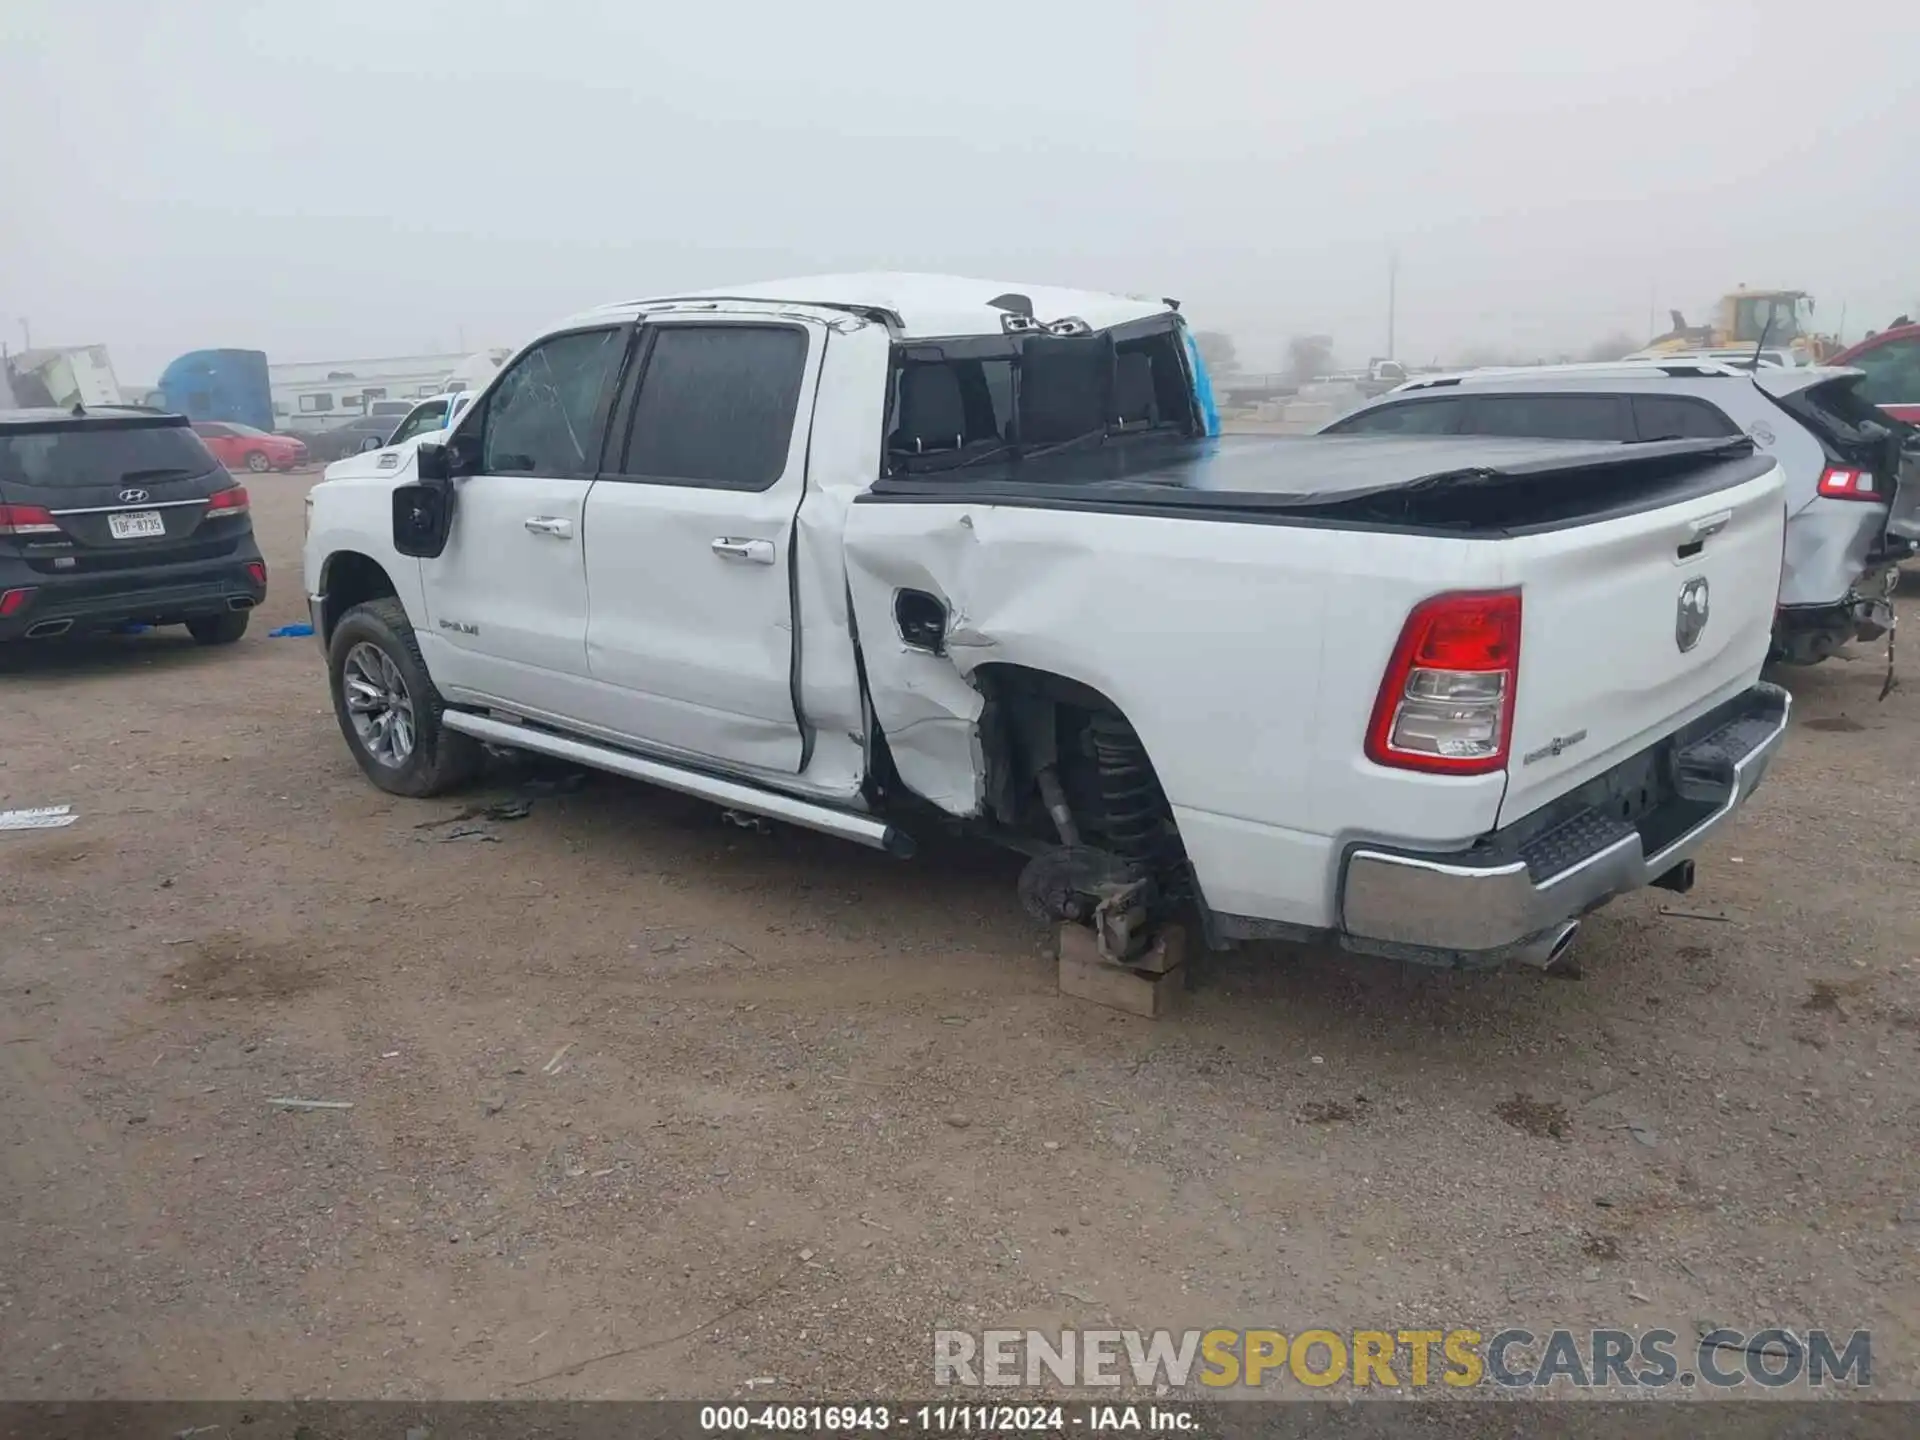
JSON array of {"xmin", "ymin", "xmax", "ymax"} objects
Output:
[
  {"xmin": 24, "ymin": 618, "xmax": 72, "ymax": 639},
  {"xmin": 1514, "ymin": 920, "xmax": 1581, "ymax": 969},
  {"xmin": 227, "ymin": 596, "xmax": 255, "ymax": 611}
]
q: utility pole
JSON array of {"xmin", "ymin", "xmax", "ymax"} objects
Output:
[{"xmin": 1386, "ymin": 250, "xmax": 1398, "ymax": 360}]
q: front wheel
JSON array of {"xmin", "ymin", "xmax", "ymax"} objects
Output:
[
  {"xmin": 244, "ymin": 450, "xmax": 271, "ymax": 473},
  {"xmin": 327, "ymin": 597, "xmax": 480, "ymax": 797},
  {"xmin": 186, "ymin": 610, "xmax": 249, "ymax": 645}
]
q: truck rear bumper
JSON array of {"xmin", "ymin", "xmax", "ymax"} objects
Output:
[{"xmin": 1337, "ymin": 681, "xmax": 1791, "ymax": 966}]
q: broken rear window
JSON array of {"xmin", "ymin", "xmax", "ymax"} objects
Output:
[{"xmin": 885, "ymin": 323, "xmax": 1195, "ymax": 474}]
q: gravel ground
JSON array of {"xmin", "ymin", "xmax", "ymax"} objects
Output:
[{"xmin": 2, "ymin": 473, "xmax": 1916, "ymax": 1401}]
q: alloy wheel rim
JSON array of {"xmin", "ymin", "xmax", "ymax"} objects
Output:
[{"xmin": 342, "ymin": 642, "xmax": 416, "ymax": 767}]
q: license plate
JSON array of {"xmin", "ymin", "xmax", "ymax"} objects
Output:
[{"xmin": 108, "ymin": 510, "xmax": 165, "ymax": 540}]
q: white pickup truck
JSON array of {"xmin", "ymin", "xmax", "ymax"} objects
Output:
[{"xmin": 303, "ymin": 273, "xmax": 1792, "ymax": 970}]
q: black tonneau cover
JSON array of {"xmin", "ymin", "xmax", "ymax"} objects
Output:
[{"xmin": 865, "ymin": 432, "xmax": 1770, "ymax": 534}]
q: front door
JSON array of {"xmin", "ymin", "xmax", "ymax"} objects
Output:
[
  {"xmin": 417, "ymin": 325, "xmax": 627, "ymax": 709},
  {"xmin": 578, "ymin": 317, "xmax": 822, "ymax": 774}
]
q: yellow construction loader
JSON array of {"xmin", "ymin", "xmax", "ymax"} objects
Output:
[{"xmin": 1640, "ymin": 287, "xmax": 1841, "ymax": 364}]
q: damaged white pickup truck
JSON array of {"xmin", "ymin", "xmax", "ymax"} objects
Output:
[{"xmin": 303, "ymin": 273, "xmax": 1792, "ymax": 970}]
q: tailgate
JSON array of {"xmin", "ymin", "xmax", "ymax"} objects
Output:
[{"xmin": 1497, "ymin": 456, "xmax": 1785, "ymax": 826}]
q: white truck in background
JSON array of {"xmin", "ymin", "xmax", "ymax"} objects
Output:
[{"xmin": 304, "ymin": 274, "xmax": 1792, "ymax": 973}]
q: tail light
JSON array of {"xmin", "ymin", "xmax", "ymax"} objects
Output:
[
  {"xmin": 1817, "ymin": 466, "xmax": 1882, "ymax": 500},
  {"xmin": 0, "ymin": 587, "xmax": 36, "ymax": 617},
  {"xmin": 204, "ymin": 485, "xmax": 250, "ymax": 518},
  {"xmin": 0, "ymin": 503, "xmax": 59, "ymax": 536},
  {"xmin": 1366, "ymin": 590, "xmax": 1522, "ymax": 775},
  {"xmin": 246, "ymin": 561, "xmax": 267, "ymax": 587}
]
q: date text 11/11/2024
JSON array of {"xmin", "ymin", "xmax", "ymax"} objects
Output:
[{"xmin": 701, "ymin": 1404, "xmax": 1196, "ymax": 1433}]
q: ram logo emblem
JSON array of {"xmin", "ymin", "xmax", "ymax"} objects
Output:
[{"xmin": 1676, "ymin": 577, "xmax": 1710, "ymax": 653}]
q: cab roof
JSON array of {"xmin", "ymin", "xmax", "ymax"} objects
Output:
[{"xmin": 584, "ymin": 272, "xmax": 1177, "ymax": 340}]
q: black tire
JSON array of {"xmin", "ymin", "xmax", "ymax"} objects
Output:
[
  {"xmin": 327, "ymin": 596, "xmax": 480, "ymax": 797},
  {"xmin": 244, "ymin": 450, "xmax": 271, "ymax": 473},
  {"xmin": 186, "ymin": 610, "xmax": 250, "ymax": 645}
]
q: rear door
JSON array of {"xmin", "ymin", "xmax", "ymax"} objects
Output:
[
  {"xmin": 417, "ymin": 325, "xmax": 627, "ymax": 706},
  {"xmin": 191, "ymin": 422, "xmax": 239, "ymax": 466},
  {"xmin": 577, "ymin": 316, "xmax": 823, "ymax": 773},
  {"xmin": 1495, "ymin": 455, "xmax": 1786, "ymax": 825},
  {"xmin": 0, "ymin": 416, "xmax": 247, "ymax": 576}
]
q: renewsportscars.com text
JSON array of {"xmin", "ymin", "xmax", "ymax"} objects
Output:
[{"xmin": 933, "ymin": 1327, "xmax": 1872, "ymax": 1391}]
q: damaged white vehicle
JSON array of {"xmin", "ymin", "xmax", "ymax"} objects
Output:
[{"xmin": 303, "ymin": 274, "xmax": 1792, "ymax": 970}]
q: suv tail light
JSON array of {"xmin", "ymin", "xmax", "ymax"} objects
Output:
[
  {"xmin": 1817, "ymin": 466, "xmax": 1882, "ymax": 501},
  {"xmin": 0, "ymin": 503, "xmax": 60, "ymax": 536},
  {"xmin": 0, "ymin": 587, "xmax": 36, "ymax": 617},
  {"xmin": 204, "ymin": 485, "xmax": 250, "ymax": 518},
  {"xmin": 1366, "ymin": 590, "xmax": 1522, "ymax": 775}
]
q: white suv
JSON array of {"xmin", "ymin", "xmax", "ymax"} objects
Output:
[{"xmin": 1325, "ymin": 360, "xmax": 1920, "ymax": 664}]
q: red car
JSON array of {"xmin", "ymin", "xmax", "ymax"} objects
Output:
[
  {"xmin": 1830, "ymin": 320, "xmax": 1920, "ymax": 425},
  {"xmin": 188, "ymin": 421, "xmax": 309, "ymax": 472}
]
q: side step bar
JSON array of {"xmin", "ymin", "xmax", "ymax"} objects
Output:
[{"xmin": 439, "ymin": 710, "xmax": 915, "ymax": 859}]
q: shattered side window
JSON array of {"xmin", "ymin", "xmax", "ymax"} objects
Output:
[{"xmin": 480, "ymin": 328, "xmax": 624, "ymax": 476}]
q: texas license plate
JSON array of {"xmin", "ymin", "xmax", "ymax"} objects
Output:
[{"xmin": 108, "ymin": 510, "xmax": 165, "ymax": 540}]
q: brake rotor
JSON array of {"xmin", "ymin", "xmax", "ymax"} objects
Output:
[{"xmin": 1017, "ymin": 846, "xmax": 1146, "ymax": 925}]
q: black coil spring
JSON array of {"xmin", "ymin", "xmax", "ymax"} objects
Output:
[{"xmin": 1088, "ymin": 712, "xmax": 1167, "ymax": 865}]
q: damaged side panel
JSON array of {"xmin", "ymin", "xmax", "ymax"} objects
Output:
[{"xmin": 843, "ymin": 512, "xmax": 991, "ymax": 815}]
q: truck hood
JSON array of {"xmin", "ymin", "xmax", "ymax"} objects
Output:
[{"xmin": 322, "ymin": 436, "xmax": 429, "ymax": 483}]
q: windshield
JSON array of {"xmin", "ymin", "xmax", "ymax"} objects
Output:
[
  {"xmin": 1733, "ymin": 295, "xmax": 1807, "ymax": 344},
  {"xmin": 0, "ymin": 423, "xmax": 218, "ymax": 488},
  {"xmin": 386, "ymin": 400, "xmax": 451, "ymax": 446}
]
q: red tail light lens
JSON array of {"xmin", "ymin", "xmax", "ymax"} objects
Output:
[
  {"xmin": 0, "ymin": 503, "xmax": 60, "ymax": 536},
  {"xmin": 1366, "ymin": 590, "xmax": 1522, "ymax": 775},
  {"xmin": 0, "ymin": 587, "xmax": 36, "ymax": 618},
  {"xmin": 204, "ymin": 485, "xmax": 250, "ymax": 518},
  {"xmin": 1817, "ymin": 466, "xmax": 1881, "ymax": 500},
  {"xmin": 245, "ymin": 561, "xmax": 267, "ymax": 587}
]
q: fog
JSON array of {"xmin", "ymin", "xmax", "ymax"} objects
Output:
[{"xmin": 5, "ymin": 0, "xmax": 1918, "ymax": 380}]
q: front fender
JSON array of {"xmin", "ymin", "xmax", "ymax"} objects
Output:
[{"xmin": 303, "ymin": 479, "xmax": 426, "ymax": 628}]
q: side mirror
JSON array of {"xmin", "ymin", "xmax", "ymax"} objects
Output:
[
  {"xmin": 416, "ymin": 442, "xmax": 452, "ymax": 483},
  {"xmin": 392, "ymin": 480, "xmax": 453, "ymax": 559}
]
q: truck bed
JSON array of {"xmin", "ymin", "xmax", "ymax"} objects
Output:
[{"xmin": 865, "ymin": 432, "xmax": 1771, "ymax": 534}]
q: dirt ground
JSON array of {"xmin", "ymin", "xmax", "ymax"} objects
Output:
[{"xmin": 3, "ymin": 472, "xmax": 1918, "ymax": 1402}]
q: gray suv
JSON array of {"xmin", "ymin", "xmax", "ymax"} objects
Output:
[{"xmin": 1324, "ymin": 360, "xmax": 1920, "ymax": 664}]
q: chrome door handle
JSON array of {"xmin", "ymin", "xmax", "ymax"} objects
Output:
[
  {"xmin": 524, "ymin": 516, "xmax": 573, "ymax": 538},
  {"xmin": 711, "ymin": 537, "xmax": 776, "ymax": 564}
]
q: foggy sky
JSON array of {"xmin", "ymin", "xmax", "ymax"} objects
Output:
[{"xmin": 6, "ymin": 0, "xmax": 1918, "ymax": 381}]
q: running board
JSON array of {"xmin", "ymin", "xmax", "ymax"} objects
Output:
[{"xmin": 439, "ymin": 710, "xmax": 915, "ymax": 859}]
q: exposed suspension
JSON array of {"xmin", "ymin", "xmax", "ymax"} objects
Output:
[{"xmin": 1088, "ymin": 712, "xmax": 1173, "ymax": 870}]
